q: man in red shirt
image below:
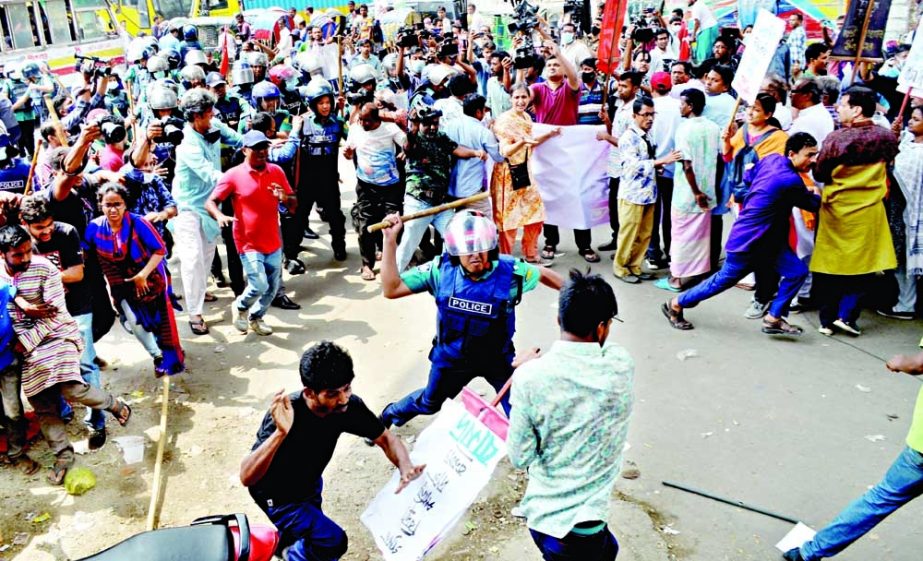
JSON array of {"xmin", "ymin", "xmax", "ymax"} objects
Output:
[
  {"xmin": 526, "ymin": 39, "xmax": 600, "ymax": 263},
  {"xmin": 207, "ymin": 131, "xmax": 296, "ymax": 336}
]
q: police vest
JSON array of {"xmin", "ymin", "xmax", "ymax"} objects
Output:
[
  {"xmin": 0, "ymin": 159, "xmax": 32, "ymax": 194},
  {"xmin": 215, "ymin": 95, "xmax": 243, "ymax": 129},
  {"xmin": 433, "ymin": 255, "xmax": 521, "ymax": 363},
  {"xmin": 302, "ymin": 116, "xmax": 342, "ymax": 158},
  {"xmin": 8, "ymin": 80, "xmax": 30, "ymax": 112}
]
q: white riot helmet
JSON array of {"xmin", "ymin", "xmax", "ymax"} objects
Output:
[
  {"xmin": 348, "ymin": 64, "xmax": 377, "ymax": 86},
  {"xmin": 149, "ymin": 86, "xmax": 179, "ymax": 110},
  {"xmin": 147, "ymin": 55, "xmax": 170, "ymax": 74},
  {"xmin": 443, "ymin": 211, "xmax": 499, "ymax": 256},
  {"xmin": 293, "ymin": 51, "xmax": 324, "ymax": 78},
  {"xmin": 180, "ymin": 64, "xmax": 206, "ymax": 87},
  {"xmin": 184, "ymin": 49, "xmax": 208, "ymax": 67},
  {"xmin": 231, "ymin": 61, "xmax": 255, "ymax": 86}
]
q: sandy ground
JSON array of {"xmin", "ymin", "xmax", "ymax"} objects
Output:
[{"xmin": 2, "ymin": 155, "xmax": 922, "ymax": 561}]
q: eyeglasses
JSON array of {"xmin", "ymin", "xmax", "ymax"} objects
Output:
[{"xmin": 637, "ymin": 112, "xmax": 655, "ymax": 118}]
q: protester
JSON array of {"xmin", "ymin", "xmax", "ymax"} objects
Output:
[
  {"xmin": 0, "ymin": 276, "xmax": 39, "ymax": 474},
  {"xmin": 811, "ymin": 87, "xmax": 900, "ymax": 336},
  {"xmin": 377, "ymin": 211, "xmax": 563, "ymax": 428},
  {"xmin": 787, "ymin": 12, "xmax": 808, "ymax": 78},
  {"xmin": 509, "ymin": 269, "xmax": 631, "ymax": 561},
  {"xmin": 647, "ymin": 72, "xmax": 683, "ymax": 270},
  {"xmin": 241, "ymin": 341, "xmax": 424, "ymax": 561},
  {"xmin": 688, "ymin": 0, "xmax": 719, "ymax": 64}
]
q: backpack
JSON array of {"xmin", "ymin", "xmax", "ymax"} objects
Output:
[{"xmin": 728, "ymin": 125, "xmax": 776, "ymax": 202}]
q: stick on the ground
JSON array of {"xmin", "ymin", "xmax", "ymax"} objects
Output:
[
  {"xmin": 662, "ymin": 480, "xmax": 799, "ymax": 524},
  {"xmin": 366, "ymin": 191, "xmax": 490, "ymax": 233},
  {"xmin": 146, "ymin": 377, "xmax": 170, "ymax": 531}
]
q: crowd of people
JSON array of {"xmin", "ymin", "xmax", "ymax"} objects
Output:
[{"xmin": 1, "ymin": 1, "xmax": 923, "ymax": 560}]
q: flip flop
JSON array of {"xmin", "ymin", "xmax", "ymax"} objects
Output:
[
  {"xmin": 360, "ymin": 267, "xmax": 376, "ymax": 281},
  {"xmin": 661, "ymin": 302, "xmax": 694, "ymax": 330},
  {"xmin": 762, "ymin": 318, "xmax": 804, "ymax": 336},
  {"xmin": 110, "ymin": 399, "xmax": 132, "ymax": 427},
  {"xmin": 654, "ymin": 278, "xmax": 681, "ymax": 293},
  {"xmin": 47, "ymin": 456, "xmax": 73, "ymax": 485},
  {"xmin": 580, "ymin": 249, "xmax": 601, "ymax": 263},
  {"xmin": 13, "ymin": 456, "xmax": 41, "ymax": 476},
  {"xmin": 203, "ymin": 292, "xmax": 218, "ymax": 302},
  {"xmin": 540, "ymin": 245, "xmax": 556, "ymax": 260},
  {"xmin": 189, "ymin": 319, "xmax": 209, "ymax": 335}
]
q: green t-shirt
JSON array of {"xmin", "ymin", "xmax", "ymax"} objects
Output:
[
  {"xmin": 907, "ymin": 385, "xmax": 923, "ymax": 453},
  {"xmin": 401, "ymin": 255, "xmax": 541, "ymax": 299}
]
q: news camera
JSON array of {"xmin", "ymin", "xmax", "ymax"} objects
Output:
[
  {"xmin": 75, "ymin": 54, "xmax": 112, "ymax": 78},
  {"xmin": 507, "ymin": 0, "xmax": 541, "ymax": 70}
]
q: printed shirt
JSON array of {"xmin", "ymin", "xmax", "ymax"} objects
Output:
[
  {"xmin": 126, "ymin": 171, "xmax": 178, "ymax": 236},
  {"xmin": 617, "ymin": 123, "xmax": 658, "ymax": 205},
  {"xmin": 606, "ymin": 95, "xmax": 636, "ymax": 178},
  {"xmin": 787, "ymin": 26, "xmax": 807, "ymax": 69},
  {"xmin": 346, "ymin": 123, "xmax": 407, "ymax": 186},
  {"xmin": 401, "ymin": 255, "xmax": 540, "ymax": 300},
  {"xmin": 508, "ymin": 340, "xmax": 634, "ymax": 538},
  {"xmin": 673, "ymin": 116, "xmax": 721, "ymax": 214},
  {"xmin": 213, "ymin": 161, "xmax": 292, "ymax": 254},
  {"xmin": 405, "ymin": 131, "xmax": 458, "ymax": 205}
]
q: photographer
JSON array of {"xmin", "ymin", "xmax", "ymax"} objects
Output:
[
  {"xmin": 172, "ymin": 88, "xmax": 242, "ymax": 336},
  {"xmin": 131, "ymin": 86, "xmax": 184, "ymax": 186},
  {"xmin": 96, "ymin": 114, "xmax": 128, "ymax": 172},
  {"xmin": 486, "ymin": 51, "xmax": 513, "ymax": 117},
  {"xmin": 60, "ymin": 68, "xmax": 110, "ymax": 137}
]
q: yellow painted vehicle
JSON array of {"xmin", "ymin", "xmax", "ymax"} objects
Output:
[
  {"xmin": 0, "ymin": 0, "xmax": 126, "ymax": 83},
  {"xmin": 105, "ymin": 0, "xmax": 241, "ymax": 37}
]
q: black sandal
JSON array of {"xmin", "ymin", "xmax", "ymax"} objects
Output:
[
  {"xmin": 48, "ymin": 456, "xmax": 73, "ymax": 485},
  {"xmin": 762, "ymin": 318, "xmax": 804, "ymax": 336},
  {"xmin": 189, "ymin": 318, "xmax": 209, "ymax": 335},
  {"xmin": 661, "ymin": 302, "xmax": 694, "ymax": 330},
  {"xmin": 12, "ymin": 455, "xmax": 41, "ymax": 476},
  {"xmin": 110, "ymin": 399, "xmax": 132, "ymax": 427},
  {"xmin": 540, "ymin": 245, "xmax": 556, "ymax": 260},
  {"xmin": 580, "ymin": 249, "xmax": 601, "ymax": 263}
]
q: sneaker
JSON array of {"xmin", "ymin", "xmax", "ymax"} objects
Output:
[
  {"xmin": 333, "ymin": 247, "xmax": 347, "ymax": 261},
  {"xmin": 249, "ymin": 317, "xmax": 273, "ymax": 336},
  {"xmin": 876, "ymin": 308, "xmax": 915, "ymax": 320},
  {"xmin": 234, "ymin": 307, "xmax": 249, "ymax": 333},
  {"xmin": 645, "ymin": 259, "xmax": 666, "ymax": 271},
  {"xmin": 285, "ymin": 258, "xmax": 306, "ymax": 275},
  {"xmin": 637, "ymin": 272, "xmax": 656, "ymax": 281},
  {"xmin": 615, "ymin": 273, "xmax": 641, "ymax": 284},
  {"xmin": 782, "ymin": 548, "xmax": 805, "ymax": 561},
  {"xmin": 743, "ymin": 299, "xmax": 770, "ymax": 320},
  {"xmin": 818, "ymin": 325, "xmax": 834, "ymax": 336},
  {"xmin": 833, "ymin": 319, "xmax": 862, "ymax": 336}
]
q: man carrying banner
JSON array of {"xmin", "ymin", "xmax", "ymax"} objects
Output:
[
  {"xmin": 377, "ymin": 211, "xmax": 564, "ymax": 428},
  {"xmin": 241, "ymin": 341, "xmax": 424, "ymax": 561},
  {"xmin": 508, "ymin": 268, "xmax": 632, "ymax": 561}
]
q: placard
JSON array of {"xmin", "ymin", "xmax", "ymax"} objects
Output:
[
  {"xmin": 830, "ymin": 0, "xmax": 893, "ymax": 61},
  {"xmin": 731, "ymin": 10, "xmax": 787, "ymax": 104}
]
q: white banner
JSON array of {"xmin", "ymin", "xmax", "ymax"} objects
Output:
[
  {"xmin": 531, "ymin": 123, "xmax": 610, "ymax": 230},
  {"xmin": 361, "ymin": 399, "xmax": 507, "ymax": 561},
  {"xmin": 731, "ymin": 10, "xmax": 787, "ymax": 104},
  {"xmin": 899, "ymin": 20, "xmax": 923, "ymax": 93}
]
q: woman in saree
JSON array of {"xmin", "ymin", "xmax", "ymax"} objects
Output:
[
  {"xmin": 84, "ymin": 183, "xmax": 184, "ymax": 377},
  {"xmin": 490, "ymin": 83, "xmax": 560, "ymax": 264}
]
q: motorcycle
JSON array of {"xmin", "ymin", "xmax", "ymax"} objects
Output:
[{"xmin": 76, "ymin": 514, "xmax": 279, "ymax": 561}]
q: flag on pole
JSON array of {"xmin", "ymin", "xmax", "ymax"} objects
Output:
[
  {"xmin": 219, "ymin": 26, "xmax": 230, "ymax": 77},
  {"xmin": 596, "ymin": 0, "xmax": 628, "ymax": 75}
]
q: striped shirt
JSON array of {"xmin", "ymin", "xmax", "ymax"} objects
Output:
[
  {"xmin": 577, "ymin": 81, "xmax": 604, "ymax": 125},
  {"xmin": 1, "ymin": 257, "xmax": 83, "ymax": 397}
]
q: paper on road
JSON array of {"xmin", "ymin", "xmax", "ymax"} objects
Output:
[{"xmin": 775, "ymin": 522, "xmax": 817, "ymax": 552}]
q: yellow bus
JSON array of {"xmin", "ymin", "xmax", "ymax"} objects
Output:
[
  {"xmin": 106, "ymin": 0, "xmax": 242, "ymax": 36},
  {"xmin": 0, "ymin": 0, "xmax": 126, "ymax": 82}
]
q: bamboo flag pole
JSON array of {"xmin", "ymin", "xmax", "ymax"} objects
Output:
[
  {"xmin": 366, "ymin": 192, "xmax": 490, "ymax": 233},
  {"xmin": 145, "ymin": 377, "xmax": 170, "ymax": 531},
  {"xmin": 42, "ymin": 96, "xmax": 68, "ymax": 146},
  {"xmin": 24, "ymin": 138, "xmax": 43, "ymax": 197}
]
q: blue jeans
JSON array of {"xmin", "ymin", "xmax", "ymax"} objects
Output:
[
  {"xmin": 529, "ymin": 524, "xmax": 619, "ymax": 561},
  {"xmin": 799, "ymin": 446, "xmax": 923, "ymax": 560},
  {"xmin": 395, "ymin": 196, "xmax": 453, "ymax": 272},
  {"xmin": 237, "ymin": 249, "xmax": 282, "ymax": 320},
  {"xmin": 381, "ymin": 352, "xmax": 513, "ymax": 428},
  {"xmin": 264, "ymin": 479, "xmax": 348, "ymax": 561},
  {"xmin": 678, "ymin": 248, "xmax": 807, "ymax": 318},
  {"xmin": 74, "ymin": 313, "xmax": 105, "ymax": 430}
]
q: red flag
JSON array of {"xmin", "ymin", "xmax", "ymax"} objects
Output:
[
  {"xmin": 596, "ymin": 0, "xmax": 628, "ymax": 75},
  {"xmin": 219, "ymin": 26, "xmax": 230, "ymax": 77}
]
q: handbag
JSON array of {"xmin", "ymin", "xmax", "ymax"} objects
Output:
[{"xmin": 507, "ymin": 159, "xmax": 531, "ymax": 190}]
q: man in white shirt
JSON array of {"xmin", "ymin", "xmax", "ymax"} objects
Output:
[
  {"xmin": 669, "ymin": 61, "xmax": 705, "ymax": 99},
  {"xmin": 466, "ymin": 3, "xmax": 487, "ymax": 31},
  {"xmin": 648, "ymin": 72, "xmax": 683, "ymax": 269},
  {"xmin": 649, "ymin": 28, "xmax": 678, "ymax": 74},
  {"xmin": 560, "ymin": 22, "xmax": 593, "ymax": 70}
]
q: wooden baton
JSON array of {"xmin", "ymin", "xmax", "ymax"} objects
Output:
[
  {"xmin": 366, "ymin": 191, "xmax": 490, "ymax": 233},
  {"xmin": 23, "ymin": 138, "xmax": 44, "ymax": 196},
  {"xmin": 42, "ymin": 95, "xmax": 69, "ymax": 146}
]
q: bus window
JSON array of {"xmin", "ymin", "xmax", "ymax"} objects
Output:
[
  {"xmin": 152, "ymin": 0, "xmax": 188, "ymax": 20},
  {"xmin": 137, "ymin": 0, "xmax": 149, "ymax": 29},
  {"xmin": 75, "ymin": 9, "xmax": 110, "ymax": 41},
  {"xmin": 42, "ymin": 0, "xmax": 74, "ymax": 45},
  {"xmin": 209, "ymin": 0, "xmax": 228, "ymax": 11},
  {"xmin": 5, "ymin": 2, "xmax": 37, "ymax": 49}
]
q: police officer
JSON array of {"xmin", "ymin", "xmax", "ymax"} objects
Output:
[
  {"xmin": 268, "ymin": 64, "xmax": 305, "ymax": 115},
  {"xmin": 243, "ymin": 81, "xmax": 291, "ymax": 136},
  {"xmin": 246, "ymin": 51, "xmax": 270, "ymax": 84},
  {"xmin": 377, "ymin": 211, "xmax": 564, "ymax": 428},
  {"xmin": 21, "ymin": 62, "xmax": 56, "ymax": 122},
  {"xmin": 2, "ymin": 64, "xmax": 36, "ymax": 156},
  {"xmin": 230, "ymin": 61, "xmax": 257, "ymax": 110},
  {"xmin": 0, "ymin": 134, "xmax": 30, "ymax": 195},
  {"xmin": 345, "ymin": 64, "xmax": 377, "ymax": 123},
  {"xmin": 209, "ymin": 72, "xmax": 250, "ymax": 144},
  {"xmin": 180, "ymin": 25, "xmax": 203, "ymax": 59},
  {"xmin": 298, "ymin": 79, "xmax": 347, "ymax": 261}
]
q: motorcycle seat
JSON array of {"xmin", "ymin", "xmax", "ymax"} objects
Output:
[{"xmin": 77, "ymin": 525, "xmax": 233, "ymax": 561}]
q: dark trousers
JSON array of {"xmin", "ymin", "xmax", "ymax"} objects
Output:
[
  {"xmin": 212, "ymin": 200, "xmax": 245, "ymax": 296},
  {"xmin": 16, "ymin": 119, "xmax": 34, "ymax": 156},
  {"xmin": 606, "ymin": 177, "xmax": 620, "ymax": 241},
  {"xmin": 297, "ymin": 163, "xmax": 346, "ymax": 253},
  {"xmin": 647, "ymin": 175, "xmax": 673, "ymax": 262},
  {"xmin": 264, "ymin": 479, "xmax": 348, "ymax": 561},
  {"xmin": 529, "ymin": 524, "xmax": 619, "ymax": 561},
  {"xmin": 815, "ymin": 273, "xmax": 874, "ymax": 327},
  {"xmin": 543, "ymin": 225, "xmax": 592, "ymax": 252},
  {"xmin": 678, "ymin": 248, "xmax": 808, "ymax": 319},
  {"xmin": 380, "ymin": 352, "xmax": 513, "ymax": 428},
  {"xmin": 356, "ymin": 179, "xmax": 404, "ymax": 269},
  {"xmin": 709, "ymin": 214, "xmax": 724, "ymax": 272}
]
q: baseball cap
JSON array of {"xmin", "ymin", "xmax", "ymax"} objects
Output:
[
  {"xmin": 242, "ymin": 130, "xmax": 271, "ymax": 148},
  {"xmin": 651, "ymin": 71, "xmax": 672, "ymax": 93},
  {"xmin": 206, "ymin": 72, "xmax": 227, "ymax": 87}
]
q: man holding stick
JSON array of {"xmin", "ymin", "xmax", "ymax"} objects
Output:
[{"xmin": 376, "ymin": 210, "xmax": 563, "ymax": 429}]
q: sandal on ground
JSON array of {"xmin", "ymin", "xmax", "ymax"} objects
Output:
[
  {"xmin": 580, "ymin": 249, "xmax": 601, "ymax": 263},
  {"xmin": 661, "ymin": 302, "xmax": 694, "ymax": 330},
  {"xmin": 540, "ymin": 245, "xmax": 556, "ymax": 260},
  {"xmin": 360, "ymin": 267, "xmax": 376, "ymax": 281},
  {"xmin": 654, "ymin": 278, "xmax": 681, "ymax": 293},
  {"xmin": 203, "ymin": 292, "xmax": 218, "ymax": 302},
  {"xmin": 189, "ymin": 318, "xmax": 209, "ymax": 335},
  {"xmin": 48, "ymin": 456, "xmax": 73, "ymax": 485},
  {"xmin": 11, "ymin": 455, "xmax": 41, "ymax": 476},
  {"xmin": 110, "ymin": 399, "xmax": 132, "ymax": 427},
  {"xmin": 761, "ymin": 318, "xmax": 804, "ymax": 336}
]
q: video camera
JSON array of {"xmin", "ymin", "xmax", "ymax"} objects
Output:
[
  {"xmin": 75, "ymin": 54, "xmax": 112, "ymax": 79},
  {"xmin": 397, "ymin": 25, "xmax": 419, "ymax": 49},
  {"xmin": 629, "ymin": 8, "xmax": 658, "ymax": 44},
  {"xmin": 152, "ymin": 116, "xmax": 185, "ymax": 145},
  {"xmin": 92, "ymin": 115, "xmax": 126, "ymax": 145},
  {"xmin": 563, "ymin": 0, "xmax": 591, "ymax": 36},
  {"xmin": 508, "ymin": 0, "xmax": 540, "ymax": 70}
]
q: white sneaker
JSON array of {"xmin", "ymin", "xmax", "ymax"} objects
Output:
[
  {"xmin": 234, "ymin": 308, "xmax": 249, "ymax": 333},
  {"xmin": 743, "ymin": 299, "xmax": 770, "ymax": 320},
  {"xmin": 249, "ymin": 318, "xmax": 273, "ymax": 336},
  {"xmin": 833, "ymin": 319, "xmax": 861, "ymax": 336},
  {"xmin": 818, "ymin": 325, "xmax": 834, "ymax": 336}
]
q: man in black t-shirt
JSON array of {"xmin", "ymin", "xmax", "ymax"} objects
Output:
[
  {"xmin": 20, "ymin": 196, "xmax": 108, "ymax": 449},
  {"xmin": 240, "ymin": 341, "xmax": 424, "ymax": 561}
]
